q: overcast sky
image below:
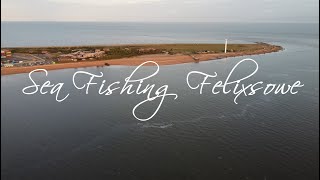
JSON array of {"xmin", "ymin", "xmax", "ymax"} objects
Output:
[{"xmin": 1, "ymin": 0, "xmax": 319, "ymax": 23}]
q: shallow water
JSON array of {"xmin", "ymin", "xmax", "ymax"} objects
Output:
[{"xmin": 1, "ymin": 22, "xmax": 319, "ymax": 180}]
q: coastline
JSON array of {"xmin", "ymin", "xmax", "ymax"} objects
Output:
[{"xmin": 1, "ymin": 44, "xmax": 282, "ymax": 75}]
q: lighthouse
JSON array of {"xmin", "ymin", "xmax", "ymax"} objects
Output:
[{"xmin": 224, "ymin": 39, "xmax": 228, "ymax": 53}]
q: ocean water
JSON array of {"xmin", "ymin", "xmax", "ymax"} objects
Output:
[{"xmin": 1, "ymin": 22, "xmax": 319, "ymax": 180}]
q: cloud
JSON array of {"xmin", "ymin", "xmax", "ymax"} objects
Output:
[{"xmin": 1, "ymin": 0, "xmax": 319, "ymax": 22}]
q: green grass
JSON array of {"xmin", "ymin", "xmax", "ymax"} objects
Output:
[
  {"xmin": 5, "ymin": 43, "xmax": 279, "ymax": 63},
  {"xmin": 6, "ymin": 43, "xmax": 269, "ymax": 54}
]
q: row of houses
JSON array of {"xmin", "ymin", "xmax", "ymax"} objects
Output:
[
  {"xmin": 1, "ymin": 60, "xmax": 54, "ymax": 68},
  {"xmin": 59, "ymin": 49, "xmax": 105, "ymax": 61}
]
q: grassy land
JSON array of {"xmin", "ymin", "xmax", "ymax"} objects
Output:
[
  {"xmin": 2, "ymin": 43, "xmax": 283, "ymax": 75},
  {"xmin": 5, "ymin": 43, "xmax": 280, "ymax": 63}
]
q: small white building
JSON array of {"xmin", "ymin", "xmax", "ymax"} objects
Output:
[{"xmin": 3, "ymin": 63, "xmax": 14, "ymax": 68}]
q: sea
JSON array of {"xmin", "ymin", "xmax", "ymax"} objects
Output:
[{"xmin": 1, "ymin": 22, "xmax": 319, "ymax": 180}]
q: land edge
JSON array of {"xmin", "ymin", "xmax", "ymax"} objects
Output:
[{"xmin": 1, "ymin": 43, "xmax": 283, "ymax": 76}]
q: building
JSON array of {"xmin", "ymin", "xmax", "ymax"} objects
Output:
[
  {"xmin": 1, "ymin": 50, "xmax": 12, "ymax": 59},
  {"xmin": 3, "ymin": 63, "xmax": 14, "ymax": 68},
  {"xmin": 1, "ymin": 50, "xmax": 7, "ymax": 59},
  {"xmin": 58, "ymin": 50, "xmax": 105, "ymax": 61}
]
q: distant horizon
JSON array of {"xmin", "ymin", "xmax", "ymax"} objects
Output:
[{"xmin": 1, "ymin": 20, "xmax": 319, "ymax": 24}]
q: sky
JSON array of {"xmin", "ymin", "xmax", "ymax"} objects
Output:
[{"xmin": 1, "ymin": 0, "xmax": 319, "ymax": 23}]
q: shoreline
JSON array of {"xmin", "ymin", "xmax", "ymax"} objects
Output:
[{"xmin": 1, "ymin": 43, "xmax": 283, "ymax": 75}]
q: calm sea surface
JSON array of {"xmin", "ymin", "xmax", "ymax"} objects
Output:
[{"xmin": 1, "ymin": 22, "xmax": 319, "ymax": 180}]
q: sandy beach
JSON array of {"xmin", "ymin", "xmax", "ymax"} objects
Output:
[{"xmin": 1, "ymin": 44, "xmax": 282, "ymax": 75}]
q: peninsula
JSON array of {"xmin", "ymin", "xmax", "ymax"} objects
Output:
[{"xmin": 1, "ymin": 43, "xmax": 283, "ymax": 75}]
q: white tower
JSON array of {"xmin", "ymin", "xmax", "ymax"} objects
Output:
[{"xmin": 224, "ymin": 39, "xmax": 228, "ymax": 53}]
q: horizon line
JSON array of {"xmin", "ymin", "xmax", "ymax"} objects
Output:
[{"xmin": 1, "ymin": 20, "xmax": 319, "ymax": 24}]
